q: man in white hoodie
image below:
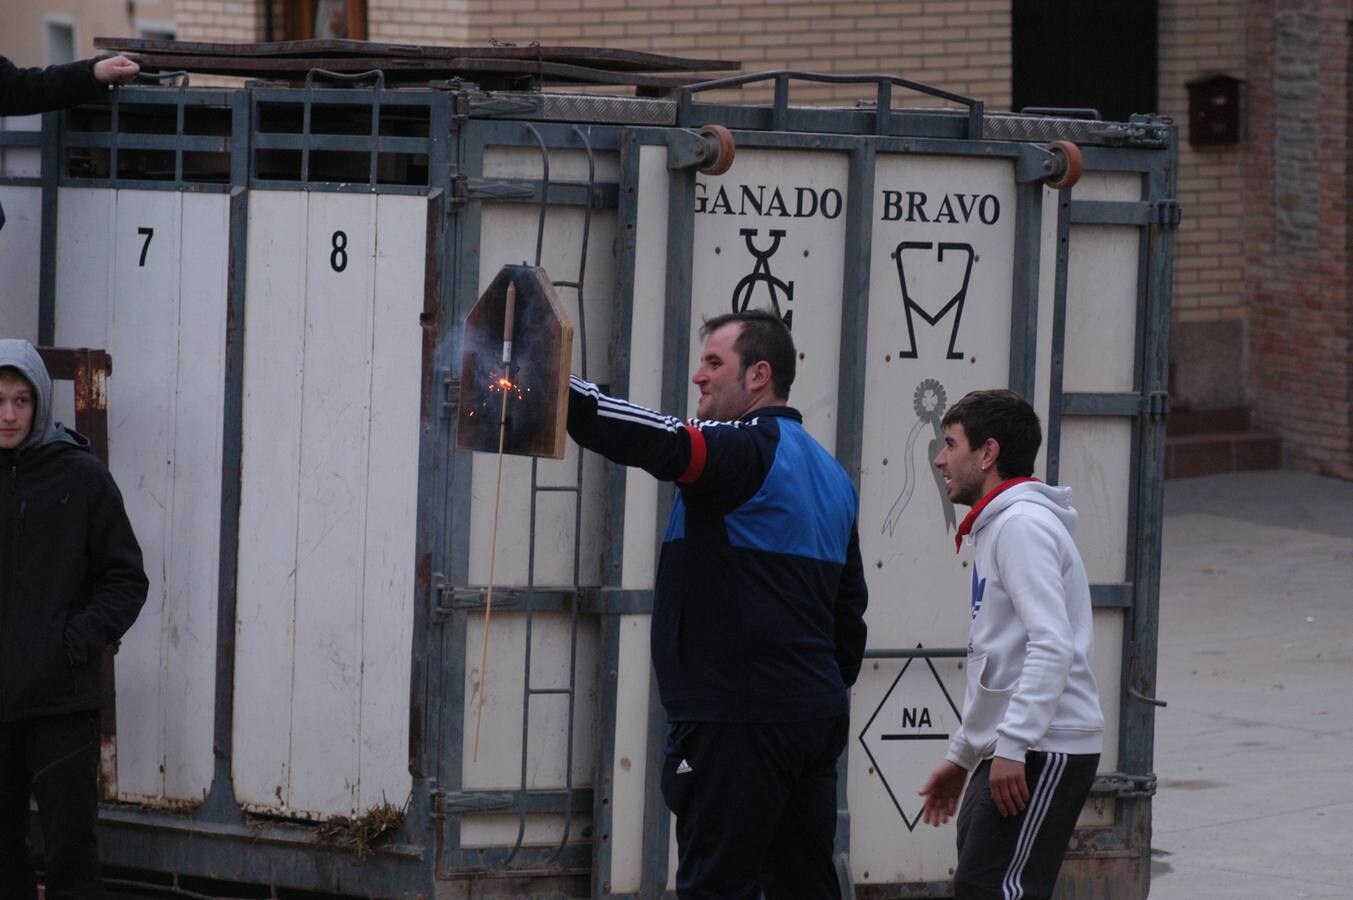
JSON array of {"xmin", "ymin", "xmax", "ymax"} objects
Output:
[{"xmin": 917, "ymin": 389, "xmax": 1102, "ymax": 900}]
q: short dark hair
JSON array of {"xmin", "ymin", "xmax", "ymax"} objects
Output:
[
  {"xmin": 940, "ymin": 389, "xmax": 1042, "ymax": 478},
  {"xmin": 699, "ymin": 309, "xmax": 796, "ymax": 399}
]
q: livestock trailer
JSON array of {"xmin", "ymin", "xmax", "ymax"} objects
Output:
[{"xmin": 0, "ymin": 55, "xmax": 1175, "ymax": 898}]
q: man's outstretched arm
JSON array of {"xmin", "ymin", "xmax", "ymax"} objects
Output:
[
  {"xmin": 567, "ymin": 375, "xmax": 695, "ymax": 482},
  {"xmin": 0, "ymin": 54, "xmax": 139, "ymax": 117}
]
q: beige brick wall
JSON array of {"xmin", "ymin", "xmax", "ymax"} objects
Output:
[
  {"xmin": 455, "ymin": 0, "xmax": 1012, "ymax": 108},
  {"xmin": 1158, "ymin": 0, "xmax": 1248, "ymax": 326},
  {"xmin": 368, "ymin": 0, "xmax": 472, "ymax": 44},
  {"xmin": 172, "ymin": 0, "xmax": 1010, "ymax": 108},
  {"xmin": 177, "ymin": 0, "xmax": 265, "ymax": 42}
]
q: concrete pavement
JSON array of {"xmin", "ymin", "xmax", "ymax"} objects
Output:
[{"xmin": 1148, "ymin": 471, "xmax": 1353, "ymax": 898}]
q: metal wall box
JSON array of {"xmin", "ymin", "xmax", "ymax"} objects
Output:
[
  {"xmin": 1186, "ymin": 73, "xmax": 1243, "ymax": 147},
  {"xmin": 0, "ymin": 67, "xmax": 1177, "ymax": 900}
]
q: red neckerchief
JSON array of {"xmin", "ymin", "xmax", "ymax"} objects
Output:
[{"xmin": 954, "ymin": 477, "xmax": 1040, "ymax": 553}]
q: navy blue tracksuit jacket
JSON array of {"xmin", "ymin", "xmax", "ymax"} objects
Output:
[{"xmin": 567, "ymin": 376, "xmax": 868, "ymax": 723}]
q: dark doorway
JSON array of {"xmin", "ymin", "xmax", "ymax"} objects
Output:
[{"xmin": 1012, "ymin": 0, "xmax": 1158, "ymax": 121}]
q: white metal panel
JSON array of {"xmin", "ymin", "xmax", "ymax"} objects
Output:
[
  {"xmin": 482, "ymin": 145, "xmax": 622, "ymax": 184},
  {"xmin": 607, "ymin": 142, "xmax": 671, "ymax": 893},
  {"xmin": 1072, "ymin": 171, "xmax": 1142, "ymax": 204},
  {"xmin": 1091, "ymin": 609, "xmax": 1123, "ymax": 774},
  {"xmin": 620, "ymin": 145, "xmax": 670, "ymax": 594},
  {"xmin": 465, "ymin": 200, "xmax": 615, "ymax": 796},
  {"xmin": 850, "ymin": 656, "xmax": 966, "ymax": 881},
  {"xmin": 235, "ymin": 190, "xmax": 308, "ymax": 812},
  {"xmin": 852, "ymin": 154, "xmax": 1019, "ymax": 883},
  {"xmin": 288, "ymin": 191, "xmax": 377, "ymax": 816},
  {"xmin": 0, "ymin": 186, "xmax": 42, "ymax": 340},
  {"xmin": 0, "ymin": 114, "xmax": 41, "ymax": 177},
  {"xmin": 1064, "ymin": 226, "xmax": 1140, "ymax": 394},
  {"xmin": 1056, "ymin": 418, "xmax": 1132, "ymax": 585},
  {"xmin": 1032, "ymin": 185, "xmax": 1060, "ymax": 477},
  {"xmin": 159, "ymin": 192, "xmax": 228, "ymax": 803},
  {"xmin": 53, "ymin": 188, "xmax": 116, "ymax": 347},
  {"xmin": 356, "ymin": 193, "xmax": 426, "ymax": 809},
  {"xmin": 52, "ymin": 188, "xmax": 115, "ymax": 428},
  {"xmin": 470, "ymin": 203, "xmax": 616, "ymax": 590},
  {"xmin": 459, "ymin": 813, "xmax": 594, "ymax": 848},
  {"xmin": 462, "ymin": 612, "xmax": 599, "ymax": 790},
  {"xmin": 107, "ymin": 189, "xmax": 183, "ymax": 803},
  {"xmin": 688, "ymin": 150, "xmax": 850, "ymax": 450}
]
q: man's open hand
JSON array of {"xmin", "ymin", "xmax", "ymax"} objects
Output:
[{"xmin": 918, "ymin": 760, "xmax": 968, "ymax": 826}]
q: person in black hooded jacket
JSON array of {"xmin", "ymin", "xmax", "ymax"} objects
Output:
[
  {"xmin": 0, "ymin": 54, "xmax": 139, "ymax": 116},
  {"xmin": 0, "ymin": 339, "xmax": 147, "ymax": 899}
]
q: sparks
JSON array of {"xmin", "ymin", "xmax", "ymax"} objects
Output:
[{"xmin": 480, "ymin": 370, "xmax": 528, "ymax": 406}]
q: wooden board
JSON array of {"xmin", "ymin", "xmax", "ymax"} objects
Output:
[
  {"xmin": 93, "ymin": 36, "xmax": 738, "ymax": 72},
  {"xmin": 457, "ymin": 265, "xmax": 573, "ymax": 460},
  {"xmin": 235, "ymin": 190, "xmax": 422, "ymax": 819},
  {"xmin": 52, "ymin": 188, "xmax": 227, "ymax": 807}
]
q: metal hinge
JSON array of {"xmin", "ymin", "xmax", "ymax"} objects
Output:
[
  {"xmin": 1152, "ymin": 199, "xmax": 1182, "ymax": 228},
  {"xmin": 1142, "ymin": 391, "xmax": 1170, "ymax": 419},
  {"xmin": 450, "ymin": 174, "xmax": 537, "ymax": 207},
  {"xmin": 441, "ymin": 371, "xmax": 459, "ymax": 418},
  {"xmin": 1088, "ymin": 113, "xmax": 1173, "ymax": 148},
  {"xmin": 437, "ymin": 790, "xmax": 516, "ymax": 813},
  {"xmin": 1093, "ymin": 772, "xmax": 1158, "ymax": 798}
]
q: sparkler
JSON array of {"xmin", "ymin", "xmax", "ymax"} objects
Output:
[{"xmin": 472, "ymin": 282, "xmax": 517, "ymax": 763}]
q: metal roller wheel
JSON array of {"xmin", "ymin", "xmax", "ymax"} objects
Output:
[
  {"xmin": 697, "ymin": 124, "xmax": 736, "ymax": 176},
  {"xmin": 1046, "ymin": 139, "xmax": 1083, "ymax": 190}
]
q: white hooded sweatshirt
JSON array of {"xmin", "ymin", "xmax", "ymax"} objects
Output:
[{"xmin": 945, "ymin": 480, "xmax": 1104, "ymax": 770}]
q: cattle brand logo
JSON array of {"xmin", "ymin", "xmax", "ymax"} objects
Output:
[
  {"xmin": 895, "ymin": 241, "xmax": 975, "ymax": 360},
  {"xmin": 731, "ymin": 228, "xmax": 794, "ymax": 328}
]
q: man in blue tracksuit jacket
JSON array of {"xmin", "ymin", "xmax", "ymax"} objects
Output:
[{"xmin": 567, "ymin": 309, "xmax": 868, "ymax": 900}]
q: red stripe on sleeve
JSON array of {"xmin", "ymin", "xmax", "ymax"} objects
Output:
[{"xmin": 678, "ymin": 424, "xmax": 707, "ymax": 484}]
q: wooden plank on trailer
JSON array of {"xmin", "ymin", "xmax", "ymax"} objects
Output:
[
  {"xmin": 0, "ymin": 186, "xmax": 43, "ymax": 342},
  {"xmin": 288, "ymin": 191, "xmax": 375, "ymax": 816},
  {"xmin": 108, "ymin": 189, "xmax": 183, "ymax": 802},
  {"xmin": 234, "ymin": 190, "xmax": 308, "ymax": 812},
  {"xmin": 93, "ymin": 36, "xmax": 738, "ymax": 72},
  {"xmin": 355, "ymin": 193, "xmax": 424, "ymax": 811},
  {"xmin": 162, "ymin": 191, "xmax": 229, "ymax": 802}
]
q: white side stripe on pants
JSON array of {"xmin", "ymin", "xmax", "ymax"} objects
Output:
[{"xmin": 1002, "ymin": 752, "xmax": 1068, "ymax": 900}]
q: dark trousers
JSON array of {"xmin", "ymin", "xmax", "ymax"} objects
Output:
[
  {"xmin": 953, "ymin": 751, "xmax": 1099, "ymax": 900},
  {"xmin": 660, "ymin": 716, "xmax": 848, "ymax": 900},
  {"xmin": 0, "ymin": 712, "xmax": 104, "ymax": 900}
]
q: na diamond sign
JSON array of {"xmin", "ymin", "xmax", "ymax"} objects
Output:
[{"xmin": 858, "ymin": 650, "xmax": 963, "ymax": 831}]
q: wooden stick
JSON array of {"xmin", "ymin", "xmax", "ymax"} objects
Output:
[{"xmin": 473, "ymin": 282, "xmax": 516, "ymax": 763}]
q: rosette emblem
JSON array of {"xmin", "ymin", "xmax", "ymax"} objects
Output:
[{"xmin": 882, "ymin": 378, "xmax": 958, "ymax": 536}]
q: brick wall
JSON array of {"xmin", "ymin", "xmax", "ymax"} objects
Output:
[
  {"xmin": 173, "ymin": 0, "xmax": 1011, "ymax": 107},
  {"xmin": 1157, "ymin": 0, "xmax": 1248, "ymax": 337},
  {"xmin": 368, "ymin": 0, "xmax": 472, "ymax": 44},
  {"xmin": 176, "ymin": 0, "xmax": 264, "ymax": 42},
  {"xmin": 1246, "ymin": 0, "xmax": 1353, "ymax": 477},
  {"xmin": 451, "ymin": 0, "xmax": 1012, "ymax": 108}
]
